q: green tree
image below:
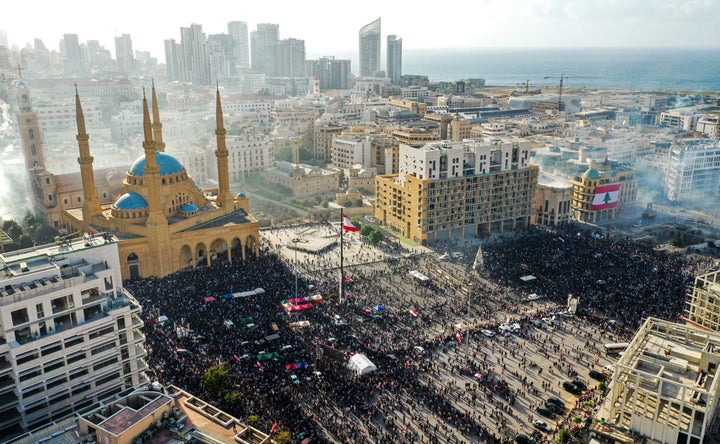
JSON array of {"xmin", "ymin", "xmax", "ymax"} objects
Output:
[
  {"xmin": 18, "ymin": 234, "xmax": 33, "ymax": 249},
  {"xmin": 350, "ymin": 216, "xmax": 362, "ymax": 229},
  {"xmin": 203, "ymin": 365, "xmax": 228, "ymax": 396},
  {"xmin": 598, "ymin": 381, "xmax": 607, "ymax": 392},
  {"xmin": 369, "ymin": 229, "xmax": 384, "ymax": 244},
  {"xmin": 247, "ymin": 415, "xmax": 260, "ymax": 427},
  {"xmin": 224, "ymin": 391, "xmax": 242, "ymax": 408},
  {"xmin": 274, "ymin": 430, "xmax": 292, "ymax": 444},
  {"xmin": 558, "ymin": 429, "xmax": 571, "ymax": 444},
  {"xmin": 360, "ymin": 225, "xmax": 374, "ymax": 237},
  {"xmin": 2, "ymin": 220, "xmax": 23, "ymax": 240}
]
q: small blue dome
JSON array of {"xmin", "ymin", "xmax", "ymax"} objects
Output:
[
  {"xmin": 180, "ymin": 203, "xmax": 198, "ymax": 212},
  {"xmin": 236, "ymin": 193, "xmax": 246, "ymax": 198},
  {"xmin": 114, "ymin": 192, "xmax": 148, "ymax": 210},
  {"xmin": 130, "ymin": 152, "xmax": 185, "ymax": 177},
  {"xmin": 583, "ymin": 168, "xmax": 601, "ymax": 179}
]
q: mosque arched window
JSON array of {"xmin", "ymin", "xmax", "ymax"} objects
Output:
[
  {"xmin": 31, "ymin": 144, "xmax": 37, "ymax": 156},
  {"xmin": 28, "ymin": 129, "xmax": 35, "ymax": 140}
]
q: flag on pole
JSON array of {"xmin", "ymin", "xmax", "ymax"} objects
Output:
[
  {"xmin": 591, "ymin": 184, "xmax": 621, "ymax": 210},
  {"xmin": 342, "ymin": 214, "xmax": 359, "ymax": 232},
  {"xmin": 455, "ymin": 331, "xmax": 464, "ymax": 343},
  {"xmin": 271, "ymin": 421, "xmax": 278, "ymax": 433}
]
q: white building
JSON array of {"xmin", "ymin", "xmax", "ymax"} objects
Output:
[
  {"xmin": 0, "ymin": 234, "xmax": 147, "ymax": 439},
  {"xmin": 331, "ymin": 135, "xmax": 372, "ymax": 169},
  {"xmin": 665, "ymin": 139, "xmax": 720, "ymax": 202},
  {"xmin": 226, "ymin": 132, "xmax": 274, "ymax": 182}
]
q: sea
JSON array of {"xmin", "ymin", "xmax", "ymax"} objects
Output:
[{"xmin": 318, "ymin": 47, "xmax": 720, "ymax": 91}]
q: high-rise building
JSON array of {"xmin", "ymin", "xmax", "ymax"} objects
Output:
[
  {"xmin": 163, "ymin": 39, "xmax": 182, "ymax": 82},
  {"xmin": 275, "ymin": 38, "xmax": 305, "ymax": 77},
  {"xmin": 0, "ymin": 234, "xmax": 148, "ymax": 439},
  {"xmin": 180, "ymin": 24, "xmax": 209, "ymax": 84},
  {"xmin": 386, "ymin": 35, "xmax": 402, "ymax": 84},
  {"xmin": 114, "ymin": 34, "xmax": 134, "ymax": 75},
  {"xmin": 359, "ymin": 18, "xmax": 381, "ymax": 77},
  {"xmin": 375, "ymin": 139, "xmax": 538, "ymax": 244},
  {"xmin": 227, "ymin": 21, "xmax": 250, "ymax": 70},
  {"xmin": 207, "ymin": 33, "xmax": 235, "ymax": 79},
  {"xmin": 305, "ymin": 56, "xmax": 352, "ymax": 90},
  {"xmin": 61, "ymin": 34, "xmax": 86, "ymax": 76},
  {"xmin": 250, "ymin": 23, "xmax": 279, "ymax": 75}
]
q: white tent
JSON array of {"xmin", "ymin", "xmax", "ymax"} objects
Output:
[{"xmin": 347, "ymin": 353, "xmax": 377, "ymax": 375}]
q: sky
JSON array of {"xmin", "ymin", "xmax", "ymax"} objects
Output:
[{"xmin": 2, "ymin": 0, "xmax": 719, "ymax": 60}]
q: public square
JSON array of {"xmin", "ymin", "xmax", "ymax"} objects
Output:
[{"xmin": 127, "ymin": 222, "xmax": 716, "ymax": 444}]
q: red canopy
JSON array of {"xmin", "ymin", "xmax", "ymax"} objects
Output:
[{"xmin": 204, "ymin": 296, "xmax": 216, "ymax": 302}]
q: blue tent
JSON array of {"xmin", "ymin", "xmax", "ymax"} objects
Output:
[
  {"xmin": 223, "ymin": 294, "xmax": 234, "ymax": 299},
  {"xmin": 374, "ymin": 305, "xmax": 385, "ymax": 311}
]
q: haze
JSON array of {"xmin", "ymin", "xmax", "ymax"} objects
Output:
[{"xmin": 3, "ymin": 0, "xmax": 719, "ymax": 60}]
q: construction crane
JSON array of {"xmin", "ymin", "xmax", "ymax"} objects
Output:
[{"xmin": 544, "ymin": 73, "xmax": 569, "ymax": 111}]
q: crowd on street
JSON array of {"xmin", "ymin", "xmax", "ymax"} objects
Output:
[{"xmin": 124, "ymin": 223, "xmax": 717, "ymax": 443}]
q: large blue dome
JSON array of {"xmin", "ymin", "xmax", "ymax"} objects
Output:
[
  {"xmin": 114, "ymin": 192, "xmax": 148, "ymax": 210},
  {"xmin": 130, "ymin": 152, "xmax": 185, "ymax": 177}
]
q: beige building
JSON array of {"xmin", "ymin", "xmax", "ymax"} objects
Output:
[
  {"xmin": 596, "ymin": 317, "xmax": 720, "ymax": 444},
  {"xmin": 331, "ymin": 135, "xmax": 372, "ymax": 169},
  {"xmin": 449, "ymin": 117, "xmax": 476, "ymax": 142},
  {"xmin": 534, "ymin": 177, "xmax": 573, "ymax": 226},
  {"xmin": 570, "ymin": 160, "xmax": 637, "ymax": 224},
  {"xmin": 264, "ymin": 161, "xmax": 339, "ymax": 197},
  {"xmin": 0, "ymin": 235, "xmax": 147, "ymax": 439},
  {"xmin": 375, "ymin": 139, "xmax": 538, "ymax": 244},
  {"xmin": 313, "ymin": 120, "xmax": 345, "ymax": 161},
  {"xmin": 62, "ymin": 86, "xmax": 260, "ymax": 280},
  {"xmin": 684, "ymin": 270, "xmax": 720, "ymax": 333}
]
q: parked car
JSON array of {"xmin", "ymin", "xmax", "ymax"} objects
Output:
[
  {"xmin": 532, "ymin": 419, "xmax": 552, "ymax": 432},
  {"xmin": 589, "ymin": 369, "xmax": 607, "ymax": 381},
  {"xmin": 514, "ymin": 434, "xmax": 534, "ymax": 444},
  {"xmin": 290, "ymin": 374, "xmax": 299, "ymax": 385},
  {"xmin": 562, "ymin": 381, "xmax": 583, "ymax": 395},
  {"xmin": 480, "ymin": 329, "xmax": 495, "ymax": 337},
  {"xmin": 545, "ymin": 402, "xmax": 564, "ymax": 414},
  {"xmin": 572, "ymin": 379, "xmax": 588, "ymax": 391},
  {"xmin": 536, "ymin": 405, "xmax": 556, "ymax": 419},
  {"xmin": 546, "ymin": 397, "xmax": 565, "ymax": 411}
]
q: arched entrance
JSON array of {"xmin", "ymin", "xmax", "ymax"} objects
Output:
[
  {"xmin": 179, "ymin": 245, "xmax": 193, "ymax": 268},
  {"xmin": 127, "ymin": 253, "xmax": 140, "ymax": 279},
  {"xmin": 210, "ymin": 238, "xmax": 229, "ymax": 263},
  {"xmin": 231, "ymin": 238, "xmax": 242, "ymax": 262},
  {"xmin": 244, "ymin": 235, "xmax": 258, "ymax": 259},
  {"xmin": 196, "ymin": 242, "xmax": 208, "ymax": 267}
]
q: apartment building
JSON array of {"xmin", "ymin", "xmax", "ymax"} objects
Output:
[
  {"xmin": 570, "ymin": 160, "xmax": 637, "ymax": 224},
  {"xmin": 313, "ymin": 120, "xmax": 345, "ymax": 162},
  {"xmin": 375, "ymin": 139, "xmax": 538, "ymax": 244},
  {"xmin": 684, "ymin": 270, "xmax": 720, "ymax": 333},
  {"xmin": 534, "ymin": 177, "xmax": 573, "ymax": 226},
  {"xmin": 0, "ymin": 234, "xmax": 147, "ymax": 439},
  {"xmin": 665, "ymin": 139, "xmax": 720, "ymax": 203},
  {"xmin": 226, "ymin": 132, "xmax": 274, "ymax": 182},
  {"xmin": 264, "ymin": 161, "xmax": 339, "ymax": 197},
  {"xmin": 331, "ymin": 135, "xmax": 372, "ymax": 169}
]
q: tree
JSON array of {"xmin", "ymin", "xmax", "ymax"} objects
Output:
[
  {"xmin": 274, "ymin": 431, "xmax": 292, "ymax": 444},
  {"xmin": 350, "ymin": 216, "xmax": 362, "ymax": 229},
  {"xmin": 18, "ymin": 234, "xmax": 33, "ymax": 249},
  {"xmin": 369, "ymin": 229, "xmax": 384, "ymax": 244},
  {"xmin": 223, "ymin": 391, "xmax": 242, "ymax": 408},
  {"xmin": 558, "ymin": 429, "xmax": 571, "ymax": 444},
  {"xmin": 360, "ymin": 225, "xmax": 374, "ymax": 236},
  {"xmin": 203, "ymin": 365, "xmax": 228, "ymax": 396},
  {"xmin": 598, "ymin": 381, "xmax": 607, "ymax": 392},
  {"xmin": 247, "ymin": 415, "xmax": 260, "ymax": 427}
]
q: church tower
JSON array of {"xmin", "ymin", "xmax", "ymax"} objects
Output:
[
  {"xmin": 15, "ymin": 81, "xmax": 45, "ymax": 171},
  {"xmin": 214, "ymin": 85, "xmax": 234, "ymax": 208},
  {"xmin": 151, "ymin": 81, "xmax": 165, "ymax": 153},
  {"xmin": 75, "ymin": 88, "xmax": 103, "ymax": 220}
]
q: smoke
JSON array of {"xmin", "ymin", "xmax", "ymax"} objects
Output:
[{"xmin": 0, "ymin": 154, "xmax": 32, "ymax": 223}]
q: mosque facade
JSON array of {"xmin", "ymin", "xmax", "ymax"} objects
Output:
[{"xmin": 62, "ymin": 85, "xmax": 260, "ymax": 279}]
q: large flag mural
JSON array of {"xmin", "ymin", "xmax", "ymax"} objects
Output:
[{"xmin": 591, "ymin": 184, "xmax": 621, "ymax": 211}]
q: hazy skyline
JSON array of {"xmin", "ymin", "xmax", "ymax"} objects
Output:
[{"xmin": 3, "ymin": 0, "xmax": 719, "ymax": 61}]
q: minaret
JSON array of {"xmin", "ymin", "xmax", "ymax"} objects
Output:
[
  {"xmin": 150, "ymin": 80, "xmax": 165, "ymax": 152},
  {"xmin": 214, "ymin": 84, "xmax": 234, "ymax": 209},
  {"xmin": 142, "ymin": 90, "xmax": 166, "ymax": 225},
  {"xmin": 75, "ymin": 87, "xmax": 103, "ymax": 220}
]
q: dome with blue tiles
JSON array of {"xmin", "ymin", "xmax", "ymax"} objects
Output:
[
  {"xmin": 583, "ymin": 168, "xmax": 601, "ymax": 180},
  {"xmin": 180, "ymin": 203, "xmax": 198, "ymax": 212},
  {"xmin": 130, "ymin": 152, "xmax": 185, "ymax": 177},
  {"xmin": 114, "ymin": 192, "xmax": 148, "ymax": 210}
]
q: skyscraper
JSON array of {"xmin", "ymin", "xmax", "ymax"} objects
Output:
[
  {"xmin": 227, "ymin": 21, "xmax": 250, "ymax": 70},
  {"xmin": 207, "ymin": 33, "xmax": 235, "ymax": 78},
  {"xmin": 359, "ymin": 18, "xmax": 381, "ymax": 77},
  {"xmin": 305, "ymin": 56, "xmax": 352, "ymax": 90},
  {"xmin": 180, "ymin": 24, "xmax": 209, "ymax": 84},
  {"xmin": 163, "ymin": 39, "xmax": 181, "ymax": 81},
  {"xmin": 61, "ymin": 33, "xmax": 86, "ymax": 76},
  {"xmin": 276, "ymin": 38, "xmax": 305, "ymax": 77},
  {"xmin": 114, "ymin": 34, "xmax": 134, "ymax": 75},
  {"xmin": 250, "ymin": 23, "xmax": 279, "ymax": 75},
  {"xmin": 387, "ymin": 35, "xmax": 402, "ymax": 84}
]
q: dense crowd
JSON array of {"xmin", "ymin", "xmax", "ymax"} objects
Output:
[{"xmin": 124, "ymin": 223, "xmax": 717, "ymax": 443}]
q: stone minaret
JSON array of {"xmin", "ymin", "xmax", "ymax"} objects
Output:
[
  {"xmin": 151, "ymin": 80, "xmax": 165, "ymax": 153},
  {"xmin": 214, "ymin": 85, "xmax": 234, "ymax": 208},
  {"xmin": 75, "ymin": 88, "xmax": 103, "ymax": 221}
]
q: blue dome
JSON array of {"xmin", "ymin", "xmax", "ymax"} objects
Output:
[
  {"xmin": 130, "ymin": 152, "xmax": 185, "ymax": 177},
  {"xmin": 114, "ymin": 192, "xmax": 148, "ymax": 210},
  {"xmin": 180, "ymin": 203, "xmax": 198, "ymax": 212},
  {"xmin": 583, "ymin": 168, "xmax": 601, "ymax": 179}
]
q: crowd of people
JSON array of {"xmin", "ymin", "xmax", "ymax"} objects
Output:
[{"xmin": 124, "ymin": 222, "xmax": 717, "ymax": 443}]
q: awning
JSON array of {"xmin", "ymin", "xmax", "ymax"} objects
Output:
[{"xmin": 204, "ymin": 296, "xmax": 216, "ymax": 302}]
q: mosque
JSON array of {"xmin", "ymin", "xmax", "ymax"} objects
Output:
[{"xmin": 62, "ymin": 85, "xmax": 260, "ymax": 279}]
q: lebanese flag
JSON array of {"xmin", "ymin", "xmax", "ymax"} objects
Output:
[
  {"xmin": 256, "ymin": 361, "xmax": 264, "ymax": 372},
  {"xmin": 591, "ymin": 184, "xmax": 621, "ymax": 210},
  {"xmin": 342, "ymin": 214, "xmax": 359, "ymax": 232},
  {"xmin": 409, "ymin": 309, "xmax": 419, "ymax": 317},
  {"xmin": 271, "ymin": 421, "xmax": 278, "ymax": 433},
  {"xmin": 455, "ymin": 331, "xmax": 464, "ymax": 343}
]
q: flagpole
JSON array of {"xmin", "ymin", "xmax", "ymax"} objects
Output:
[{"xmin": 339, "ymin": 207, "xmax": 344, "ymax": 303}]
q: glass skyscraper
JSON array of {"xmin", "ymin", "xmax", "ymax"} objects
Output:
[
  {"xmin": 358, "ymin": 18, "xmax": 381, "ymax": 77},
  {"xmin": 387, "ymin": 35, "xmax": 402, "ymax": 84}
]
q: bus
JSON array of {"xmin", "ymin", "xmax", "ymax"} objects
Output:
[{"xmin": 603, "ymin": 342, "xmax": 630, "ymax": 356}]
